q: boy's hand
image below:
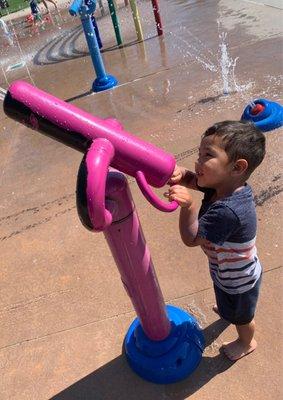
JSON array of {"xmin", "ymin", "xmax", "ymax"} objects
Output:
[
  {"xmin": 168, "ymin": 165, "xmax": 184, "ymax": 185},
  {"xmin": 165, "ymin": 185, "xmax": 194, "ymax": 208}
]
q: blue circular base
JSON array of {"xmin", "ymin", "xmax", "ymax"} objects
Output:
[
  {"xmin": 241, "ymin": 98, "xmax": 283, "ymax": 132},
  {"xmin": 124, "ymin": 305, "xmax": 205, "ymax": 384},
  {"xmin": 92, "ymin": 75, "xmax": 118, "ymax": 92}
]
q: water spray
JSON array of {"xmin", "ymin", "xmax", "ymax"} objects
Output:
[{"xmin": 0, "ymin": 18, "xmax": 14, "ymax": 46}]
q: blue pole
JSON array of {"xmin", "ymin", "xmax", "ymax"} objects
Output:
[
  {"xmin": 91, "ymin": 15, "xmax": 103, "ymax": 49},
  {"xmin": 82, "ymin": 17, "xmax": 106, "ymax": 78},
  {"xmin": 69, "ymin": 0, "xmax": 118, "ymax": 92}
]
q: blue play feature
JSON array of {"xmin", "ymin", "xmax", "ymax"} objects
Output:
[
  {"xmin": 92, "ymin": 75, "xmax": 118, "ymax": 92},
  {"xmin": 124, "ymin": 305, "xmax": 205, "ymax": 384},
  {"xmin": 69, "ymin": 0, "xmax": 117, "ymax": 92},
  {"xmin": 241, "ymin": 99, "xmax": 283, "ymax": 132},
  {"xmin": 69, "ymin": 0, "xmax": 84, "ymax": 15}
]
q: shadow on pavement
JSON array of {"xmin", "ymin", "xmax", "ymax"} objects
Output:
[
  {"xmin": 33, "ymin": 25, "xmax": 88, "ymax": 66},
  {"xmin": 50, "ymin": 318, "xmax": 233, "ymax": 400},
  {"xmin": 33, "ymin": 24, "xmax": 159, "ymax": 66}
]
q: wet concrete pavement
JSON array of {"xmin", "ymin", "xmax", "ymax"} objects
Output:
[{"xmin": 0, "ymin": 0, "xmax": 282, "ymax": 399}]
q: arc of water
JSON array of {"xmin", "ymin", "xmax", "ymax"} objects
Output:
[
  {"xmin": 179, "ymin": 25, "xmax": 216, "ymax": 59},
  {"xmin": 2, "ymin": 9, "xmax": 35, "ymax": 85}
]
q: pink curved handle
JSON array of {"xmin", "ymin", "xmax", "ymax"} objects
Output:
[
  {"xmin": 135, "ymin": 171, "xmax": 179, "ymax": 212},
  {"xmin": 86, "ymin": 138, "xmax": 115, "ymax": 231}
]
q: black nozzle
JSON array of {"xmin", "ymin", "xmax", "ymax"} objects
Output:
[{"xmin": 3, "ymin": 90, "xmax": 91, "ymax": 153}]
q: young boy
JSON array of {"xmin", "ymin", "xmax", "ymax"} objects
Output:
[{"xmin": 167, "ymin": 120, "xmax": 265, "ymax": 361}]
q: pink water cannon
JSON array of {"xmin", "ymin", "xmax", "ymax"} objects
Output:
[{"xmin": 4, "ymin": 80, "xmax": 204, "ymax": 384}]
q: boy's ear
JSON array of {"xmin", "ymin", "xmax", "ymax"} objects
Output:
[{"xmin": 232, "ymin": 159, "xmax": 248, "ymax": 175}]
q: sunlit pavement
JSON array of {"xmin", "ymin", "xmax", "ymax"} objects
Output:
[{"xmin": 0, "ymin": 1, "xmax": 282, "ymax": 399}]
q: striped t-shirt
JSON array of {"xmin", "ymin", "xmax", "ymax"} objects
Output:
[{"xmin": 197, "ymin": 184, "xmax": 262, "ymax": 295}]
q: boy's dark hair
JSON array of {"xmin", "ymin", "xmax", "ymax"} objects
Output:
[{"xmin": 203, "ymin": 120, "xmax": 266, "ymax": 176}]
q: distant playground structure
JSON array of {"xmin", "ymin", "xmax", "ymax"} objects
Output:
[
  {"xmin": 69, "ymin": 0, "xmax": 164, "ymax": 92},
  {"xmin": 1, "ymin": 0, "xmax": 163, "ymax": 92},
  {"xmin": 98, "ymin": 0, "xmax": 163, "ymax": 45},
  {"xmin": 1, "ymin": 0, "xmax": 162, "ymax": 41}
]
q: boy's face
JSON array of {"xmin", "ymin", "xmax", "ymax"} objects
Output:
[{"xmin": 195, "ymin": 135, "xmax": 234, "ymax": 189}]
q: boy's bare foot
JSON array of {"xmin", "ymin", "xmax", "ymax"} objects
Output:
[{"xmin": 222, "ymin": 338, "xmax": 257, "ymax": 361}]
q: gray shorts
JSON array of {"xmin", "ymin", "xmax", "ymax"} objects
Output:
[{"xmin": 213, "ymin": 274, "xmax": 262, "ymax": 325}]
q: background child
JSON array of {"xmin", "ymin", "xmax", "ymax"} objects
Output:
[
  {"xmin": 28, "ymin": 0, "xmax": 43, "ymax": 25},
  {"xmin": 166, "ymin": 120, "xmax": 266, "ymax": 361}
]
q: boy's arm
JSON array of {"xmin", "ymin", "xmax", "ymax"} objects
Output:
[
  {"xmin": 168, "ymin": 185, "xmax": 240, "ymax": 247},
  {"xmin": 182, "ymin": 169, "xmax": 198, "ymax": 191},
  {"xmin": 167, "ymin": 184, "xmax": 209, "ymax": 247},
  {"xmin": 179, "ymin": 204, "xmax": 209, "ymax": 247}
]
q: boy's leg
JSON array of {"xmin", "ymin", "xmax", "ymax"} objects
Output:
[
  {"xmin": 41, "ymin": 0, "xmax": 49, "ymax": 12},
  {"xmin": 46, "ymin": 0, "xmax": 58, "ymax": 11},
  {"xmin": 223, "ymin": 319, "xmax": 257, "ymax": 361}
]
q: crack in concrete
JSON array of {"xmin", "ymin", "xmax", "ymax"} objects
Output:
[
  {"xmin": 0, "ymin": 193, "xmax": 74, "ymax": 223},
  {"xmin": 254, "ymin": 184, "xmax": 283, "ymax": 206},
  {"xmin": 0, "ymin": 289, "xmax": 73, "ymax": 314},
  {"xmin": 0, "ymin": 205, "xmax": 76, "ymax": 241}
]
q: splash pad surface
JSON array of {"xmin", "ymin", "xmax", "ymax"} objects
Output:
[{"xmin": 0, "ymin": 0, "xmax": 282, "ymax": 398}]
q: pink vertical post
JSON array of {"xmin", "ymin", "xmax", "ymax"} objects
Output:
[
  {"xmin": 76, "ymin": 163, "xmax": 204, "ymax": 385},
  {"xmin": 104, "ymin": 172, "xmax": 171, "ymax": 341}
]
